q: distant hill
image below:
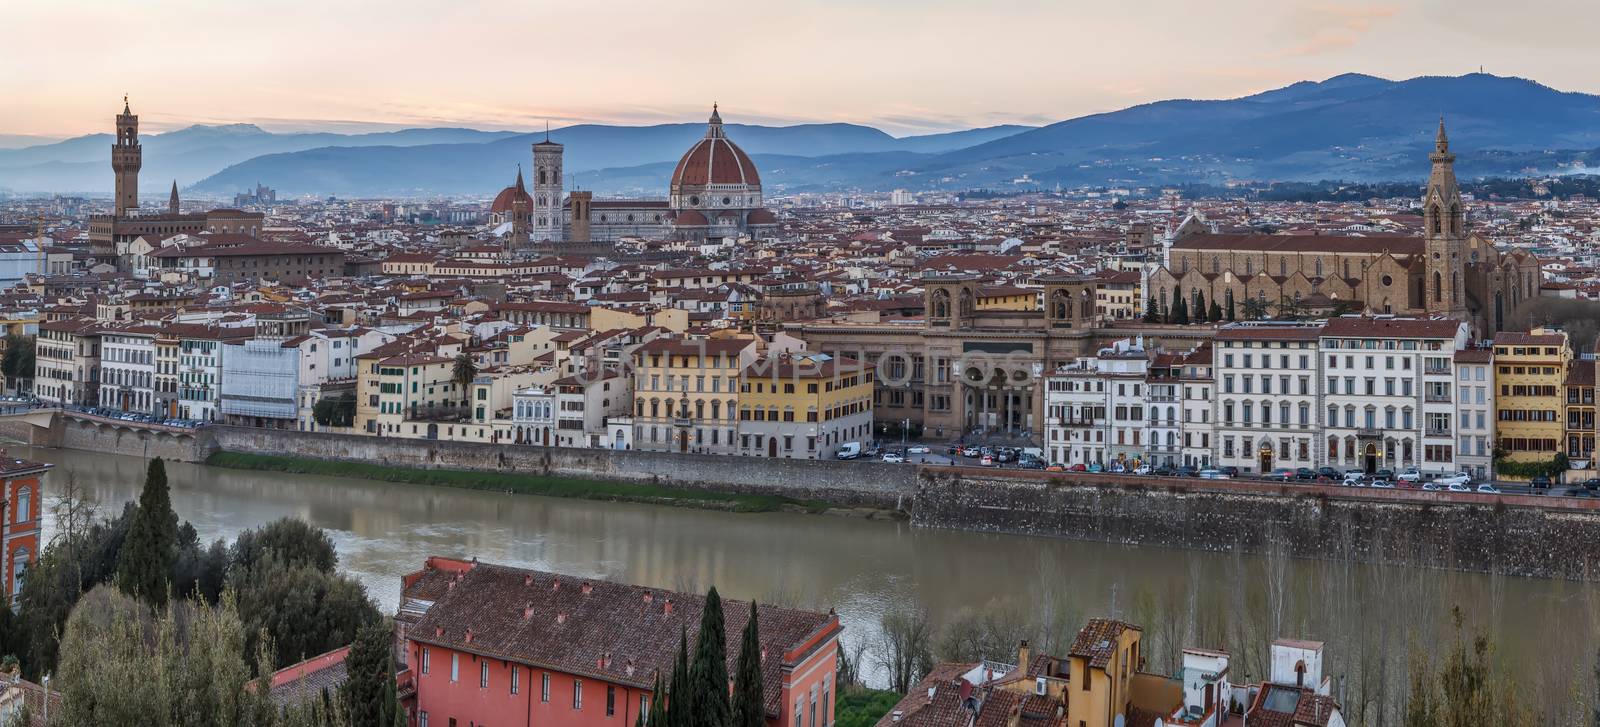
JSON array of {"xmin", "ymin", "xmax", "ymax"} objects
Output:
[
  {"xmin": 0, "ymin": 124, "xmax": 522, "ymax": 194},
  {"xmin": 12, "ymin": 72, "xmax": 1600, "ymax": 198}
]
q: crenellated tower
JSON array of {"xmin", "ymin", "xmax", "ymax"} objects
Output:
[
  {"xmin": 1423, "ymin": 117, "xmax": 1467, "ymax": 319},
  {"xmin": 112, "ymin": 95, "xmax": 141, "ymax": 216}
]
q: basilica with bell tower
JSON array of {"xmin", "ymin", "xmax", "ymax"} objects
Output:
[{"xmin": 1423, "ymin": 118, "xmax": 1469, "ymax": 321}]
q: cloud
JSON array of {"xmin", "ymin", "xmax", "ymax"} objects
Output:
[{"xmin": 1277, "ymin": 3, "xmax": 1399, "ymax": 58}]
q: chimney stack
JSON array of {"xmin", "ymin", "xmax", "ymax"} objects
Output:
[{"xmin": 1017, "ymin": 640, "xmax": 1031, "ymax": 670}]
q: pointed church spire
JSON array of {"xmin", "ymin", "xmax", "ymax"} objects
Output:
[
  {"xmin": 123, "ymin": 93, "xmax": 130, "ymax": 115},
  {"xmin": 1435, "ymin": 116, "xmax": 1449, "ymax": 154},
  {"xmin": 168, "ymin": 180, "xmax": 179, "ymax": 214},
  {"xmin": 515, "ymin": 164, "xmax": 525, "ymax": 192}
]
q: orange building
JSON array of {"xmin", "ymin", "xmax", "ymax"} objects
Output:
[
  {"xmin": 0, "ymin": 454, "xmax": 48, "ymax": 604},
  {"xmin": 396, "ymin": 557, "xmax": 841, "ymax": 727}
]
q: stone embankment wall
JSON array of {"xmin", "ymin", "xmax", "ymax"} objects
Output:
[
  {"xmin": 914, "ymin": 467, "xmax": 1600, "ymax": 581},
  {"xmin": 207, "ymin": 426, "xmax": 916, "ymax": 509}
]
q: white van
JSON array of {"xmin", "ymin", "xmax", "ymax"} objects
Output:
[{"xmin": 836, "ymin": 442, "xmax": 862, "ymax": 460}]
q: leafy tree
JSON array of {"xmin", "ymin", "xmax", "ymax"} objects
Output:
[
  {"xmin": 53, "ymin": 585, "xmax": 278, "ymax": 727},
  {"xmin": 116, "ymin": 458, "xmax": 179, "ymax": 607},
  {"xmin": 730, "ymin": 600, "xmax": 764, "ymax": 727},
  {"xmin": 19, "ymin": 499, "xmax": 135, "ymax": 679},
  {"xmin": 232, "ymin": 517, "xmax": 338, "ymax": 574},
  {"xmin": 688, "ymin": 587, "xmax": 730, "ymax": 726},
  {"xmin": 834, "ymin": 689, "xmax": 902, "ymax": 727},
  {"xmin": 1241, "ymin": 296, "xmax": 1270, "ymax": 320},
  {"xmin": 343, "ymin": 619, "xmax": 405, "ymax": 727},
  {"xmin": 1403, "ymin": 607, "xmax": 1532, "ymax": 727},
  {"xmin": 1192, "ymin": 290, "xmax": 1206, "ymax": 323},
  {"xmin": 451, "ymin": 353, "xmax": 477, "ymax": 409},
  {"xmin": 0, "ymin": 335, "xmax": 35, "ymax": 391},
  {"xmin": 312, "ymin": 394, "xmax": 356, "ymax": 428},
  {"xmin": 232, "ymin": 554, "xmax": 380, "ymax": 669}
]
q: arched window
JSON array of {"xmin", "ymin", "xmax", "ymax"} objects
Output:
[
  {"xmin": 1432, "ymin": 206, "xmax": 1442, "ymax": 234},
  {"xmin": 1450, "ymin": 203, "xmax": 1460, "ymax": 235},
  {"xmin": 14, "ymin": 486, "xmax": 28, "ymax": 524},
  {"xmin": 1433, "ymin": 271, "xmax": 1443, "ymax": 302},
  {"xmin": 1314, "ymin": 258, "xmax": 1324, "ymax": 278}
]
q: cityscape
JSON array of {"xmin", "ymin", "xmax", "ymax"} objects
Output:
[{"xmin": 5, "ymin": 2, "xmax": 1600, "ymax": 726}]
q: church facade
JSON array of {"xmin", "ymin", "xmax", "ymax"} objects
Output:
[
  {"xmin": 1146, "ymin": 121, "xmax": 1538, "ymax": 338},
  {"xmin": 490, "ymin": 106, "xmax": 778, "ymax": 246}
]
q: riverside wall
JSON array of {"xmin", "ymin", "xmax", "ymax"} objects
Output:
[
  {"xmin": 15, "ymin": 413, "xmax": 1600, "ymax": 580},
  {"xmin": 206, "ymin": 425, "xmax": 916, "ymax": 509},
  {"xmin": 913, "ymin": 467, "xmax": 1600, "ymax": 581}
]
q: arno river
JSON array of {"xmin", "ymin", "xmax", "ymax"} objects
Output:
[{"xmin": 19, "ymin": 444, "xmax": 1600, "ymax": 710}]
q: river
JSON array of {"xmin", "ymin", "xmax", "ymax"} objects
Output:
[{"xmin": 19, "ymin": 444, "xmax": 1600, "ymax": 716}]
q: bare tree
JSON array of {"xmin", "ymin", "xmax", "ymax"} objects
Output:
[{"xmin": 875, "ymin": 605, "xmax": 934, "ymax": 694}]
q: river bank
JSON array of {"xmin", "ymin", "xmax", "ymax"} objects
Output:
[{"xmin": 208, "ymin": 451, "xmax": 902, "ymax": 519}]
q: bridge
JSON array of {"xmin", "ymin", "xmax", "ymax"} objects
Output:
[{"xmin": 0, "ymin": 407, "xmax": 210, "ymax": 461}]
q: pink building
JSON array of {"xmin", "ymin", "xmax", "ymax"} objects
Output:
[{"xmin": 396, "ymin": 557, "xmax": 842, "ymax": 727}]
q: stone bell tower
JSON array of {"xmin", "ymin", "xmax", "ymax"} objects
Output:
[
  {"xmin": 923, "ymin": 273, "xmax": 978, "ymax": 330},
  {"xmin": 1039, "ymin": 274, "xmax": 1100, "ymax": 329},
  {"xmin": 112, "ymin": 95, "xmax": 141, "ymax": 216},
  {"xmin": 1423, "ymin": 117, "xmax": 1468, "ymax": 320},
  {"xmin": 532, "ymin": 126, "xmax": 564, "ymax": 241}
]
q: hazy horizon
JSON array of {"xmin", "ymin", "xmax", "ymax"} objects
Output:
[{"xmin": 7, "ymin": 0, "xmax": 1600, "ymax": 139}]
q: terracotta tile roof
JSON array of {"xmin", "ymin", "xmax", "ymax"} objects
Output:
[
  {"xmin": 1319, "ymin": 317, "xmax": 1463, "ymax": 338},
  {"xmin": 404, "ymin": 560, "xmax": 838, "ymax": 718},
  {"xmin": 1069, "ymin": 618, "xmax": 1136, "ymax": 670}
]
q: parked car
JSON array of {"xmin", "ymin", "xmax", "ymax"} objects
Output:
[
  {"xmin": 1133, "ymin": 465, "xmax": 1153, "ymax": 475},
  {"xmin": 1530, "ymin": 476, "xmax": 1552, "ymax": 489},
  {"xmin": 1476, "ymin": 484, "xmax": 1501, "ymax": 494},
  {"xmin": 1153, "ymin": 465, "xmax": 1177, "ymax": 477},
  {"xmin": 1397, "ymin": 468, "xmax": 1423, "ymax": 484},
  {"xmin": 1087, "ymin": 463, "xmax": 1104, "ymax": 473},
  {"xmin": 961, "ymin": 446, "xmax": 981, "ymax": 458},
  {"xmin": 1294, "ymin": 467, "xmax": 1317, "ymax": 481},
  {"xmin": 1342, "ymin": 472, "xmax": 1366, "ymax": 486},
  {"xmin": 880, "ymin": 452, "xmax": 905, "ymax": 464},
  {"xmin": 1421, "ymin": 483, "xmax": 1442, "ymax": 491},
  {"xmin": 1019, "ymin": 457, "xmax": 1045, "ymax": 470},
  {"xmin": 1176, "ymin": 465, "xmax": 1200, "ymax": 478},
  {"xmin": 1265, "ymin": 468, "xmax": 1296, "ymax": 482},
  {"xmin": 1580, "ymin": 478, "xmax": 1600, "ymax": 491},
  {"xmin": 906, "ymin": 445, "xmax": 930, "ymax": 455},
  {"xmin": 1069, "ymin": 463, "xmax": 1087, "ymax": 472},
  {"xmin": 1446, "ymin": 482, "xmax": 1471, "ymax": 493},
  {"xmin": 1045, "ymin": 464, "xmax": 1066, "ymax": 472},
  {"xmin": 1220, "ymin": 466, "xmax": 1240, "ymax": 478},
  {"xmin": 1316, "ymin": 467, "xmax": 1342, "ymax": 480},
  {"xmin": 980, "ymin": 455, "xmax": 996, "ymax": 467},
  {"xmin": 1198, "ymin": 469, "xmax": 1230, "ymax": 480},
  {"xmin": 996, "ymin": 450, "xmax": 1016, "ymax": 464},
  {"xmin": 1375, "ymin": 469, "xmax": 1395, "ymax": 481},
  {"xmin": 1370, "ymin": 479, "xmax": 1395, "ymax": 488},
  {"xmin": 1433, "ymin": 472, "xmax": 1470, "ymax": 487}
]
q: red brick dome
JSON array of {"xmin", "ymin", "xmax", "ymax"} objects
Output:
[{"xmin": 670, "ymin": 106, "xmax": 760, "ymax": 189}]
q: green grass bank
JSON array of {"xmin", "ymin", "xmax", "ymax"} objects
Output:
[{"xmin": 206, "ymin": 451, "xmax": 834, "ymax": 513}]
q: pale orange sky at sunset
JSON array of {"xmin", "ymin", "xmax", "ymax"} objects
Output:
[{"xmin": 6, "ymin": 0, "xmax": 1598, "ymax": 139}]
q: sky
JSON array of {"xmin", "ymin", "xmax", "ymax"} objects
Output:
[{"xmin": 5, "ymin": 0, "xmax": 1600, "ymax": 140}]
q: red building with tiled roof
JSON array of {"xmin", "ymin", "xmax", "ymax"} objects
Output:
[
  {"xmin": 396, "ymin": 557, "xmax": 841, "ymax": 727},
  {"xmin": 0, "ymin": 454, "xmax": 49, "ymax": 606}
]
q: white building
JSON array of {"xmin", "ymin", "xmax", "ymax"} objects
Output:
[
  {"xmin": 99, "ymin": 326, "xmax": 158, "ymax": 415},
  {"xmin": 1043, "ymin": 338, "xmax": 1149, "ymax": 469},
  {"xmin": 1319, "ymin": 317, "xmax": 1470, "ymax": 475},
  {"xmin": 1215, "ymin": 322, "xmax": 1322, "ymax": 475},
  {"xmin": 1454, "ymin": 347, "xmax": 1495, "ymax": 480},
  {"xmin": 511, "ymin": 386, "xmax": 556, "ymax": 446},
  {"xmin": 1177, "ymin": 344, "xmax": 1216, "ymax": 470}
]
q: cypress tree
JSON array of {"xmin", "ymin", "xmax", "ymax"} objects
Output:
[
  {"xmin": 1143, "ymin": 295, "xmax": 1161, "ymax": 323},
  {"xmin": 648, "ymin": 672, "xmax": 667, "ymax": 726},
  {"xmin": 667, "ymin": 629, "xmax": 691, "ymax": 727},
  {"xmin": 1226, "ymin": 292, "xmax": 1237, "ymax": 321},
  {"xmin": 1207, "ymin": 300, "xmax": 1223, "ymax": 323},
  {"xmin": 1168, "ymin": 287, "xmax": 1182, "ymax": 324},
  {"xmin": 116, "ymin": 458, "xmax": 178, "ymax": 606},
  {"xmin": 1193, "ymin": 291, "xmax": 1206, "ymax": 321},
  {"xmin": 688, "ymin": 587, "xmax": 730, "ymax": 727},
  {"xmin": 1172, "ymin": 295, "xmax": 1190, "ymax": 325},
  {"xmin": 730, "ymin": 600, "xmax": 765, "ymax": 727}
]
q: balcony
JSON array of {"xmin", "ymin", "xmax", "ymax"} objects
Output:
[
  {"xmin": 1356, "ymin": 428, "xmax": 1382, "ymax": 438},
  {"xmin": 1425, "ymin": 427, "xmax": 1452, "ymax": 437},
  {"xmin": 1424, "ymin": 394, "xmax": 1452, "ymax": 403}
]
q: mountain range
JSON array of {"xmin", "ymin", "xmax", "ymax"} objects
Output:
[{"xmin": 4, "ymin": 73, "xmax": 1599, "ymax": 198}]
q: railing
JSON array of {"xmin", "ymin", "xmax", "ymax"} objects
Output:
[{"xmin": 1424, "ymin": 394, "xmax": 1452, "ymax": 403}]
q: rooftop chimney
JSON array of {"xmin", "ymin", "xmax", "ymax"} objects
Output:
[
  {"xmin": 523, "ymin": 603, "xmax": 535, "ymax": 620},
  {"xmin": 1017, "ymin": 640, "xmax": 1031, "ymax": 669},
  {"xmin": 581, "ymin": 581, "xmax": 593, "ymax": 595},
  {"xmin": 663, "ymin": 599, "xmax": 674, "ymax": 616},
  {"xmin": 464, "ymin": 628, "xmax": 473, "ymax": 643},
  {"xmin": 524, "ymin": 574, "xmax": 534, "ymax": 587},
  {"xmin": 556, "ymin": 612, "xmax": 567, "ymax": 625}
]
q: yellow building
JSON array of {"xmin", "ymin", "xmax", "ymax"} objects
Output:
[
  {"xmin": 1067, "ymin": 618, "xmax": 1144, "ymax": 727},
  {"xmin": 737, "ymin": 353, "xmax": 874, "ymax": 459},
  {"xmin": 1493, "ymin": 328, "xmax": 1571, "ymax": 468},
  {"xmin": 356, "ymin": 344, "xmax": 467, "ymax": 438},
  {"xmin": 631, "ymin": 337, "xmax": 759, "ymax": 455},
  {"xmin": 975, "ymin": 285, "xmax": 1037, "ymax": 311}
]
